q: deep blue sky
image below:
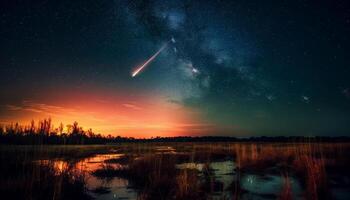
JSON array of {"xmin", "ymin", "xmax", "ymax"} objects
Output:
[{"xmin": 1, "ymin": 0, "xmax": 350, "ymax": 136}]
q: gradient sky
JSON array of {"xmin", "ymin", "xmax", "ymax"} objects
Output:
[{"xmin": 1, "ymin": 0, "xmax": 350, "ymax": 137}]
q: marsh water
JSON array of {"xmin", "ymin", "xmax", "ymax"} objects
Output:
[
  {"xmin": 38, "ymin": 154, "xmax": 137, "ymax": 200},
  {"xmin": 35, "ymin": 147, "xmax": 308, "ymax": 200},
  {"xmin": 2, "ymin": 143, "xmax": 350, "ymax": 200},
  {"xmin": 177, "ymin": 161, "xmax": 304, "ymax": 199},
  {"xmin": 18, "ymin": 143, "xmax": 349, "ymax": 200}
]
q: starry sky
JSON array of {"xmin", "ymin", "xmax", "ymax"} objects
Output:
[{"xmin": 1, "ymin": 0, "xmax": 350, "ymax": 137}]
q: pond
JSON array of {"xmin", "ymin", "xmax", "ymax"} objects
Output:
[
  {"xmin": 176, "ymin": 160, "xmax": 303, "ymax": 200},
  {"xmin": 38, "ymin": 153, "xmax": 307, "ymax": 200},
  {"xmin": 38, "ymin": 153, "xmax": 137, "ymax": 200}
]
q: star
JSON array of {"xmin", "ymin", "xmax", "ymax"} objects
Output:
[{"xmin": 301, "ymin": 96, "xmax": 310, "ymax": 103}]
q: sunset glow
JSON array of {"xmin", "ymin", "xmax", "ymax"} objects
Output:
[
  {"xmin": 0, "ymin": 88, "xmax": 211, "ymax": 138},
  {"xmin": 2, "ymin": 1, "xmax": 350, "ymax": 200},
  {"xmin": 1, "ymin": 0, "xmax": 350, "ymax": 138}
]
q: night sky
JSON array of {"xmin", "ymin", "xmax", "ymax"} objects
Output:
[{"xmin": 1, "ymin": 0, "xmax": 350, "ymax": 137}]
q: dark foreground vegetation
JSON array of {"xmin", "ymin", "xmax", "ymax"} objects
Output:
[
  {"xmin": 1, "ymin": 119, "xmax": 350, "ymax": 200},
  {"xmin": 1, "ymin": 119, "xmax": 349, "ymax": 145},
  {"xmin": 1, "ymin": 142, "xmax": 350, "ymax": 200},
  {"xmin": 0, "ymin": 145, "xmax": 107, "ymax": 200}
]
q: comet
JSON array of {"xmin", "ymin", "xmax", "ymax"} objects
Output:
[{"xmin": 131, "ymin": 38, "xmax": 176, "ymax": 77}]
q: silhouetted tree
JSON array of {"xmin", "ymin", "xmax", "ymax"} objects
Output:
[
  {"xmin": 58, "ymin": 123, "xmax": 64, "ymax": 135},
  {"xmin": 0, "ymin": 119, "xmax": 348, "ymax": 145}
]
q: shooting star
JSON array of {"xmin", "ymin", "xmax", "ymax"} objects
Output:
[{"xmin": 131, "ymin": 38, "xmax": 176, "ymax": 77}]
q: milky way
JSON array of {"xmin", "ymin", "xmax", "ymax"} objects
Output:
[{"xmin": 1, "ymin": 0, "xmax": 350, "ymax": 136}]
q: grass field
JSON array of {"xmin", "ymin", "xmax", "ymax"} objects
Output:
[{"xmin": 1, "ymin": 142, "xmax": 350, "ymax": 200}]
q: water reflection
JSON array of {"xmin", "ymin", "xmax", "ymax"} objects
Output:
[
  {"xmin": 211, "ymin": 161, "xmax": 235, "ymax": 190},
  {"xmin": 176, "ymin": 161, "xmax": 235, "ymax": 198},
  {"xmin": 77, "ymin": 154, "xmax": 125, "ymax": 172},
  {"xmin": 155, "ymin": 146, "xmax": 177, "ymax": 154},
  {"xmin": 87, "ymin": 176, "xmax": 137, "ymax": 200},
  {"xmin": 241, "ymin": 174, "xmax": 303, "ymax": 199},
  {"xmin": 176, "ymin": 161, "xmax": 304, "ymax": 200},
  {"xmin": 38, "ymin": 154, "xmax": 137, "ymax": 200},
  {"xmin": 38, "ymin": 154, "xmax": 306, "ymax": 200}
]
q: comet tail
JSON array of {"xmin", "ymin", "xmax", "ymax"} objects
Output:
[{"xmin": 131, "ymin": 43, "xmax": 169, "ymax": 77}]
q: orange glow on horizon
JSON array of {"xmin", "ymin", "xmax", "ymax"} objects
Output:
[{"xmin": 0, "ymin": 89, "xmax": 213, "ymax": 138}]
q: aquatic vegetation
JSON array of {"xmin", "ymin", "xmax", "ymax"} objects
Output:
[{"xmin": 0, "ymin": 142, "xmax": 350, "ymax": 199}]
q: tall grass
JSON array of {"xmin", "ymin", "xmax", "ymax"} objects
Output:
[{"xmin": 1, "ymin": 142, "xmax": 349, "ymax": 199}]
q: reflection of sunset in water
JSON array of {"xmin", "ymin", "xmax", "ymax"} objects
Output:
[
  {"xmin": 38, "ymin": 153, "xmax": 137, "ymax": 200},
  {"xmin": 39, "ymin": 154, "xmax": 125, "ymax": 173}
]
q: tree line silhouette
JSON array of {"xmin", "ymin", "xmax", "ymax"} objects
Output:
[
  {"xmin": 0, "ymin": 118, "xmax": 135, "ymax": 145},
  {"xmin": 1, "ymin": 118, "xmax": 349, "ymax": 145}
]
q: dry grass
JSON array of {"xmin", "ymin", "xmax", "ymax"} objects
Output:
[{"xmin": 1, "ymin": 142, "xmax": 350, "ymax": 199}]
